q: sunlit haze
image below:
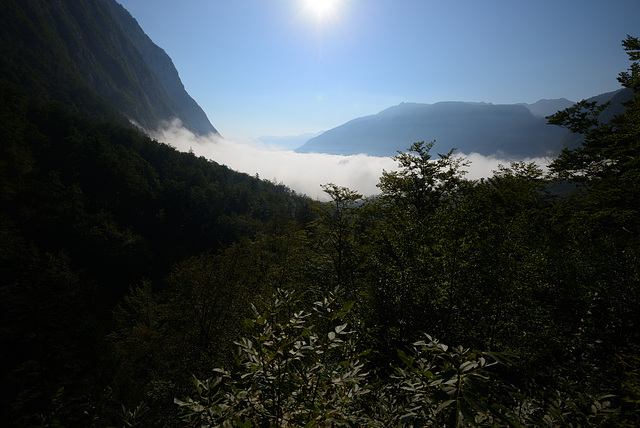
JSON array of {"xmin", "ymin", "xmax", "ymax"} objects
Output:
[
  {"xmin": 151, "ymin": 120, "xmax": 550, "ymax": 201},
  {"xmin": 117, "ymin": 0, "xmax": 637, "ymax": 197},
  {"xmin": 118, "ymin": 0, "xmax": 638, "ymax": 139}
]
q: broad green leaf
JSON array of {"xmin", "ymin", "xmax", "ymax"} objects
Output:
[{"xmin": 435, "ymin": 399, "xmax": 456, "ymax": 414}]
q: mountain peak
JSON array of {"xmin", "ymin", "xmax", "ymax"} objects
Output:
[
  {"xmin": 109, "ymin": 0, "xmax": 218, "ymax": 136},
  {"xmin": 520, "ymin": 98, "xmax": 575, "ymax": 118},
  {"xmin": 1, "ymin": 0, "xmax": 218, "ymax": 137},
  {"xmin": 296, "ymin": 100, "xmax": 566, "ymax": 158}
]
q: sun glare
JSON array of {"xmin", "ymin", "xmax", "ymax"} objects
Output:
[{"xmin": 305, "ymin": 0, "xmax": 338, "ymax": 20}]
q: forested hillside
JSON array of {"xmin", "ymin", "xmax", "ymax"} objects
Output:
[
  {"xmin": 1, "ymin": 0, "xmax": 639, "ymax": 425},
  {"xmin": 0, "ymin": 0, "xmax": 217, "ymax": 136},
  {"xmin": 0, "ymin": 81, "xmax": 310, "ymax": 425},
  {"xmin": 131, "ymin": 37, "xmax": 640, "ymax": 427},
  {"xmin": 1, "ymin": 1, "xmax": 310, "ymax": 422},
  {"xmin": 167, "ymin": 38, "xmax": 640, "ymax": 427}
]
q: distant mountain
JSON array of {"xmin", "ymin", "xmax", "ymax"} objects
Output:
[
  {"xmin": 519, "ymin": 98, "xmax": 575, "ymax": 118},
  {"xmin": 296, "ymin": 101, "xmax": 573, "ymax": 158},
  {"xmin": 259, "ymin": 131, "xmax": 325, "ymax": 150},
  {"xmin": 552, "ymin": 88, "xmax": 633, "ymax": 154},
  {"xmin": 0, "ymin": 0, "xmax": 218, "ymax": 136}
]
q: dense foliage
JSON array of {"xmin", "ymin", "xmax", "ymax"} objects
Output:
[
  {"xmin": 174, "ymin": 35, "xmax": 639, "ymax": 427},
  {"xmin": 1, "ymin": 17, "xmax": 639, "ymax": 428},
  {"xmin": 0, "ymin": 81, "xmax": 309, "ymax": 425}
]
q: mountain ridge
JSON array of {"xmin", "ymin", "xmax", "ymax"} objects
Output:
[
  {"xmin": 109, "ymin": 1, "xmax": 217, "ymax": 135},
  {"xmin": 519, "ymin": 98, "xmax": 575, "ymax": 118},
  {"xmin": 552, "ymin": 88, "xmax": 633, "ymax": 152},
  {"xmin": 296, "ymin": 100, "xmax": 569, "ymax": 158},
  {"xmin": 296, "ymin": 93, "xmax": 626, "ymax": 158},
  {"xmin": 0, "ymin": 0, "xmax": 217, "ymax": 136}
]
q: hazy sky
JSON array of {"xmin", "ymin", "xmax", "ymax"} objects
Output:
[{"xmin": 117, "ymin": 0, "xmax": 639, "ymax": 140}]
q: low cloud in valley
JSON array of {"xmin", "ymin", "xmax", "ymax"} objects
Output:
[{"xmin": 152, "ymin": 120, "xmax": 550, "ymax": 201}]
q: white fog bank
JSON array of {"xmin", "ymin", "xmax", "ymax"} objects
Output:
[{"xmin": 151, "ymin": 120, "xmax": 550, "ymax": 201}]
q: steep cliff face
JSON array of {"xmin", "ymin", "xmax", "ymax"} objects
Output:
[
  {"xmin": 0, "ymin": 0, "xmax": 218, "ymax": 136},
  {"xmin": 108, "ymin": 1, "xmax": 218, "ymax": 135}
]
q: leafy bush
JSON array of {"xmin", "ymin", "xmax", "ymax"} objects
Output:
[
  {"xmin": 176, "ymin": 289, "xmax": 370, "ymax": 427},
  {"xmin": 177, "ymin": 290, "xmax": 620, "ymax": 427}
]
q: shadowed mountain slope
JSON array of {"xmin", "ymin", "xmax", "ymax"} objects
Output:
[
  {"xmin": 0, "ymin": 0, "xmax": 217, "ymax": 136},
  {"xmin": 296, "ymin": 101, "xmax": 570, "ymax": 158},
  {"xmin": 297, "ymin": 91, "xmax": 630, "ymax": 159},
  {"xmin": 552, "ymin": 88, "xmax": 633, "ymax": 153}
]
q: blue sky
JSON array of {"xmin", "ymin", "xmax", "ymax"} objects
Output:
[{"xmin": 118, "ymin": 0, "xmax": 639, "ymax": 140}]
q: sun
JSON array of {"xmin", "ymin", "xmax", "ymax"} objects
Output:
[{"xmin": 304, "ymin": 0, "xmax": 338, "ymax": 19}]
